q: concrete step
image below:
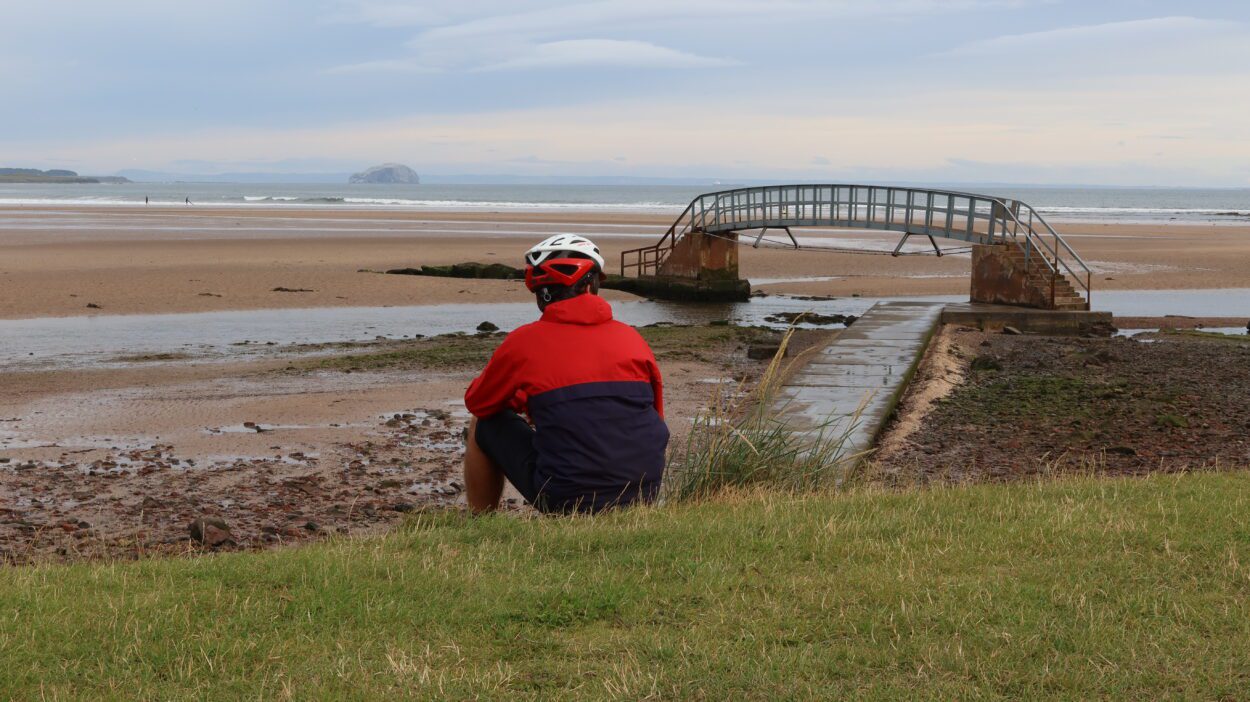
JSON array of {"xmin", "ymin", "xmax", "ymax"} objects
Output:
[
  {"xmin": 1029, "ymin": 281, "xmax": 1077, "ymax": 293},
  {"xmin": 1027, "ymin": 273, "xmax": 1076, "ymax": 286},
  {"xmin": 1027, "ymin": 273, "xmax": 1072, "ymax": 282},
  {"xmin": 1031, "ymin": 279, "xmax": 1079, "ymax": 291}
]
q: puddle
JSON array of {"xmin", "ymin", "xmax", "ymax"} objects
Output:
[
  {"xmin": 1116, "ymin": 327, "xmax": 1247, "ymax": 340},
  {"xmin": 1087, "ymin": 260, "xmax": 1181, "ymax": 275},
  {"xmin": 0, "ymin": 433, "xmax": 156, "ymax": 452},
  {"xmin": 1086, "ymin": 288, "xmax": 1250, "ymax": 317},
  {"xmin": 204, "ymin": 423, "xmax": 322, "ymax": 434},
  {"xmin": 752, "ymin": 275, "xmax": 846, "ymax": 285}
]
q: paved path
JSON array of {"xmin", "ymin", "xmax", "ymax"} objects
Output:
[{"xmin": 772, "ymin": 301, "xmax": 945, "ymax": 464}]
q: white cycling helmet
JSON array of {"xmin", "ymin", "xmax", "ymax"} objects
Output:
[{"xmin": 524, "ymin": 234, "xmax": 605, "ymax": 271}]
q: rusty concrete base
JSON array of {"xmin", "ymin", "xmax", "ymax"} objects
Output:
[
  {"xmin": 942, "ymin": 302, "xmax": 1114, "ymax": 335},
  {"xmin": 656, "ymin": 230, "xmax": 740, "ymax": 280},
  {"xmin": 970, "ymin": 243, "xmax": 1088, "ymax": 310}
]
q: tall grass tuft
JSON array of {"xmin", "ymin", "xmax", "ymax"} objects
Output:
[{"xmin": 663, "ymin": 329, "xmax": 866, "ymax": 502}]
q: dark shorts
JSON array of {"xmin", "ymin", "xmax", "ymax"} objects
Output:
[{"xmin": 474, "ymin": 410, "xmax": 544, "ymax": 509}]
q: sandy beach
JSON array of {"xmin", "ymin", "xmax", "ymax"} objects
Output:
[{"xmin": 1, "ymin": 205, "xmax": 1248, "ymax": 319}]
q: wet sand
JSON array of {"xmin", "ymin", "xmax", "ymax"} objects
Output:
[
  {"xmin": 2, "ymin": 205, "xmax": 1248, "ymax": 319},
  {"xmin": 1, "ymin": 325, "xmax": 816, "ymax": 562}
]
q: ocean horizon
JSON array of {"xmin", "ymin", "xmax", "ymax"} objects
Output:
[{"xmin": 2, "ymin": 181, "xmax": 1248, "ymax": 225}]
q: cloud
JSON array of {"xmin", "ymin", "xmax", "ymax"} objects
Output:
[
  {"xmin": 12, "ymin": 74, "xmax": 1248, "ymax": 186},
  {"xmin": 324, "ymin": 58, "xmax": 440, "ymax": 74},
  {"xmin": 8, "ymin": 1, "xmax": 1247, "ymax": 186},
  {"xmin": 926, "ymin": 15, "xmax": 1250, "ymax": 90},
  {"xmin": 939, "ymin": 16, "xmax": 1236, "ymax": 56},
  {"xmin": 478, "ymin": 39, "xmax": 739, "ymax": 71},
  {"xmin": 320, "ymin": 1, "xmax": 449, "ymax": 27},
  {"xmin": 413, "ymin": 0, "xmax": 1037, "ymax": 43},
  {"xmin": 366, "ymin": 0, "xmax": 1034, "ymax": 72},
  {"xmin": 810, "ymin": 156, "xmax": 831, "ymax": 166}
]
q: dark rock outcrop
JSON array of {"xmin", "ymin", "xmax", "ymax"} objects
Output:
[
  {"xmin": 386, "ymin": 262, "xmax": 523, "ymax": 279},
  {"xmin": 763, "ymin": 311, "xmax": 856, "ymax": 327},
  {"xmin": 601, "ymin": 275, "xmax": 751, "ymax": 303}
]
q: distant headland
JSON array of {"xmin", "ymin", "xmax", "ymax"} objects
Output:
[
  {"xmin": 0, "ymin": 168, "xmax": 130, "ymax": 184},
  {"xmin": 348, "ymin": 163, "xmax": 420, "ymax": 184}
]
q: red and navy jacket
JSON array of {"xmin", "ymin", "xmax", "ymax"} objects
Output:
[{"xmin": 465, "ymin": 293, "xmax": 668, "ymax": 511}]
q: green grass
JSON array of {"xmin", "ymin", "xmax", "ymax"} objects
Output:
[
  {"xmin": 4, "ymin": 472, "xmax": 1250, "ymax": 699},
  {"xmin": 943, "ymin": 370, "xmax": 1110, "ymax": 424},
  {"xmin": 296, "ymin": 324, "xmax": 778, "ymax": 373},
  {"xmin": 638, "ymin": 324, "xmax": 777, "ymax": 363},
  {"xmin": 299, "ymin": 334, "xmax": 501, "ymax": 372}
]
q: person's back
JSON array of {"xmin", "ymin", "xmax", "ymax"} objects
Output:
[{"xmin": 463, "ymin": 235, "xmax": 668, "ymax": 513}]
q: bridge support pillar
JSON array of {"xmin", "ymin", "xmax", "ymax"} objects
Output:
[
  {"xmin": 658, "ymin": 230, "xmax": 739, "ymax": 281},
  {"xmin": 611, "ymin": 230, "xmax": 750, "ymax": 302},
  {"xmin": 655, "ymin": 230, "xmax": 750, "ymax": 301},
  {"xmin": 970, "ymin": 243, "xmax": 1057, "ymax": 310}
]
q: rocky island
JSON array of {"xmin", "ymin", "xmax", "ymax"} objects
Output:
[
  {"xmin": 0, "ymin": 168, "xmax": 130, "ymax": 184},
  {"xmin": 349, "ymin": 163, "xmax": 420, "ymax": 184}
]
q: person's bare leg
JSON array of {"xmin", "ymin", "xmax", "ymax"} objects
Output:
[{"xmin": 464, "ymin": 416, "xmax": 505, "ymax": 512}]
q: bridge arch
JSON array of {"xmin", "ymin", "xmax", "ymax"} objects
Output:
[{"xmin": 619, "ymin": 184, "xmax": 1092, "ymax": 310}]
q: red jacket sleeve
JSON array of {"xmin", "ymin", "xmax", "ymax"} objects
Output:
[{"xmin": 465, "ymin": 336, "xmax": 523, "ymax": 418}]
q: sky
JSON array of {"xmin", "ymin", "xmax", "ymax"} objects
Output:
[{"xmin": 1, "ymin": 0, "xmax": 1249, "ymax": 186}]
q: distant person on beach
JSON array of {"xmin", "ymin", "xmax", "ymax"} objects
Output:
[
  {"xmin": 463, "ymin": 235, "xmax": 668, "ymax": 514},
  {"xmin": 144, "ymin": 196, "xmax": 149, "ymax": 205},
  {"xmin": 185, "ymin": 197, "xmax": 191, "ymax": 205}
]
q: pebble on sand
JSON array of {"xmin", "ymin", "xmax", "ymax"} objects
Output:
[{"xmin": 189, "ymin": 517, "xmax": 235, "ymax": 547}]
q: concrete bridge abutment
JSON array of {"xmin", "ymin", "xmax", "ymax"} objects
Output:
[
  {"xmin": 970, "ymin": 243, "xmax": 1089, "ymax": 311},
  {"xmin": 610, "ymin": 230, "xmax": 751, "ymax": 302}
]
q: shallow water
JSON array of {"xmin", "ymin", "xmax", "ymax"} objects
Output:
[
  {"xmin": 1, "ymin": 289, "xmax": 1245, "ymax": 372},
  {"xmin": 1117, "ymin": 327, "xmax": 1247, "ymax": 338},
  {"xmin": 0, "ymin": 297, "xmax": 882, "ymax": 371},
  {"xmin": 1087, "ymin": 288, "xmax": 1250, "ymax": 317}
]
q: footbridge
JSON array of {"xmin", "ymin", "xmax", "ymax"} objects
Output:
[{"xmin": 620, "ymin": 184, "xmax": 1092, "ymax": 310}]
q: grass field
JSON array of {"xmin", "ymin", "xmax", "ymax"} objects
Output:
[
  {"xmin": 293, "ymin": 324, "xmax": 781, "ymax": 374},
  {"xmin": 3, "ymin": 471, "xmax": 1248, "ymax": 699}
]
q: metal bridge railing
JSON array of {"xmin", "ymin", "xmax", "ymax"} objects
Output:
[{"xmin": 619, "ymin": 184, "xmax": 1092, "ymax": 307}]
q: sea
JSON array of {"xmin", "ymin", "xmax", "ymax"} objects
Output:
[{"xmin": 1, "ymin": 182, "xmax": 1248, "ymax": 225}]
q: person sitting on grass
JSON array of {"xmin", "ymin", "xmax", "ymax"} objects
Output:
[{"xmin": 463, "ymin": 234, "xmax": 669, "ymax": 514}]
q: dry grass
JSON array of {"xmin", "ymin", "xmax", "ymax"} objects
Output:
[{"xmin": 663, "ymin": 329, "xmax": 865, "ymax": 501}]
